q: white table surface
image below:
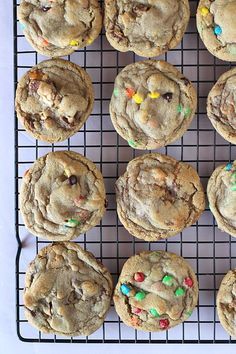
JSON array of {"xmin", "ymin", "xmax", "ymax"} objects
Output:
[{"xmin": 0, "ymin": 1, "xmax": 235, "ymax": 353}]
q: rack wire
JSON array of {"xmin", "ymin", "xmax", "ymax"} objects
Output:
[{"xmin": 14, "ymin": 0, "xmax": 236, "ymax": 344}]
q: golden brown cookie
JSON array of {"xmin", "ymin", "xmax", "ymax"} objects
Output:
[
  {"xmin": 116, "ymin": 153, "xmax": 205, "ymax": 241},
  {"xmin": 24, "ymin": 242, "xmax": 113, "ymax": 336},
  {"xmin": 114, "ymin": 250, "xmax": 198, "ymax": 332},
  {"xmin": 20, "ymin": 151, "xmax": 106, "ymax": 241}
]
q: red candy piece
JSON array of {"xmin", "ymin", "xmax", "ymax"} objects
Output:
[
  {"xmin": 134, "ymin": 272, "xmax": 145, "ymax": 282},
  {"xmin": 125, "ymin": 88, "xmax": 135, "ymax": 99},
  {"xmin": 133, "ymin": 307, "xmax": 142, "ymax": 314},
  {"xmin": 159, "ymin": 319, "xmax": 169, "ymax": 329},
  {"xmin": 184, "ymin": 277, "xmax": 193, "ymax": 288}
]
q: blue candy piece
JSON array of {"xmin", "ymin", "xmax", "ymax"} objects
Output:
[
  {"xmin": 120, "ymin": 284, "xmax": 131, "ymax": 296},
  {"xmin": 225, "ymin": 163, "xmax": 232, "ymax": 171},
  {"xmin": 20, "ymin": 23, "xmax": 26, "ymax": 30},
  {"xmin": 214, "ymin": 25, "xmax": 222, "ymax": 36}
]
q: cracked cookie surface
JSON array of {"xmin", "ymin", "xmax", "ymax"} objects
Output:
[
  {"xmin": 24, "ymin": 242, "xmax": 113, "ymax": 336},
  {"xmin": 197, "ymin": 0, "xmax": 236, "ymax": 61},
  {"xmin": 115, "ymin": 153, "xmax": 205, "ymax": 241},
  {"xmin": 217, "ymin": 269, "xmax": 236, "ymax": 337},
  {"xmin": 104, "ymin": 0, "xmax": 190, "ymax": 57},
  {"xmin": 20, "ymin": 150, "xmax": 106, "ymax": 241},
  {"xmin": 18, "ymin": 0, "xmax": 102, "ymax": 57},
  {"xmin": 207, "ymin": 161, "xmax": 236, "ymax": 237},
  {"xmin": 110, "ymin": 60, "xmax": 197, "ymax": 150},
  {"xmin": 207, "ymin": 68, "xmax": 236, "ymax": 144},
  {"xmin": 114, "ymin": 250, "xmax": 198, "ymax": 332},
  {"xmin": 15, "ymin": 59, "xmax": 94, "ymax": 143}
]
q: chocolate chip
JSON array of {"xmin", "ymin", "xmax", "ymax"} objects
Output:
[
  {"xmin": 104, "ymin": 199, "xmax": 108, "ymax": 208},
  {"xmin": 42, "ymin": 6, "xmax": 50, "ymax": 12},
  {"xmin": 181, "ymin": 78, "xmax": 190, "ymax": 86},
  {"xmin": 69, "ymin": 175, "xmax": 77, "ymax": 185},
  {"xmin": 162, "ymin": 92, "xmax": 173, "ymax": 102}
]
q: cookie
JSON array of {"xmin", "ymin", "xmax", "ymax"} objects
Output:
[
  {"xmin": 104, "ymin": 0, "xmax": 190, "ymax": 58},
  {"xmin": 18, "ymin": 0, "xmax": 102, "ymax": 57},
  {"xmin": 217, "ymin": 269, "xmax": 236, "ymax": 337},
  {"xmin": 24, "ymin": 242, "xmax": 113, "ymax": 336},
  {"xmin": 197, "ymin": 0, "xmax": 236, "ymax": 62},
  {"xmin": 113, "ymin": 250, "xmax": 198, "ymax": 332},
  {"xmin": 207, "ymin": 161, "xmax": 236, "ymax": 237},
  {"xmin": 20, "ymin": 150, "xmax": 106, "ymax": 241},
  {"xmin": 15, "ymin": 59, "xmax": 94, "ymax": 143},
  {"xmin": 110, "ymin": 60, "xmax": 197, "ymax": 150},
  {"xmin": 207, "ymin": 68, "xmax": 236, "ymax": 144},
  {"xmin": 116, "ymin": 153, "xmax": 205, "ymax": 241}
]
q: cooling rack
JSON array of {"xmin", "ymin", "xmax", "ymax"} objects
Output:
[{"xmin": 14, "ymin": 0, "xmax": 236, "ymax": 344}]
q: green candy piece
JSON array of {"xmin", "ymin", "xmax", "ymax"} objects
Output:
[
  {"xmin": 177, "ymin": 104, "xmax": 183, "ymax": 113},
  {"xmin": 175, "ymin": 287, "xmax": 185, "ymax": 297},
  {"xmin": 184, "ymin": 107, "xmax": 192, "ymax": 117},
  {"xmin": 113, "ymin": 88, "xmax": 119, "ymax": 97},
  {"xmin": 186, "ymin": 310, "xmax": 193, "ymax": 318},
  {"xmin": 162, "ymin": 274, "xmax": 174, "ymax": 286},
  {"xmin": 128, "ymin": 140, "xmax": 137, "ymax": 148},
  {"xmin": 64, "ymin": 218, "xmax": 80, "ymax": 228},
  {"xmin": 135, "ymin": 291, "xmax": 146, "ymax": 301},
  {"xmin": 149, "ymin": 308, "xmax": 160, "ymax": 318},
  {"xmin": 231, "ymin": 185, "xmax": 236, "ymax": 191}
]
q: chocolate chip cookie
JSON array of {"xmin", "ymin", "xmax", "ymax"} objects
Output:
[
  {"xmin": 207, "ymin": 161, "xmax": 236, "ymax": 237},
  {"xmin": 207, "ymin": 68, "xmax": 236, "ymax": 144},
  {"xmin": 217, "ymin": 269, "xmax": 236, "ymax": 337},
  {"xmin": 116, "ymin": 153, "xmax": 205, "ymax": 241},
  {"xmin": 197, "ymin": 0, "xmax": 236, "ymax": 62},
  {"xmin": 110, "ymin": 60, "xmax": 197, "ymax": 150},
  {"xmin": 18, "ymin": 0, "xmax": 102, "ymax": 57},
  {"xmin": 114, "ymin": 250, "xmax": 198, "ymax": 332},
  {"xmin": 24, "ymin": 242, "xmax": 113, "ymax": 336},
  {"xmin": 104, "ymin": 0, "xmax": 190, "ymax": 58},
  {"xmin": 15, "ymin": 59, "xmax": 94, "ymax": 143},
  {"xmin": 20, "ymin": 151, "xmax": 106, "ymax": 241}
]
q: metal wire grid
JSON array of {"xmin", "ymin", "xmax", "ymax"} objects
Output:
[{"xmin": 14, "ymin": 0, "xmax": 236, "ymax": 344}]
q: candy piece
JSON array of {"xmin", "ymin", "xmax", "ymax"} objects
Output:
[
  {"xmin": 42, "ymin": 38, "xmax": 49, "ymax": 46},
  {"xmin": 162, "ymin": 92, "xmax": 173, "ymax": 102},
  {"xmin": 69, "ymin": 175, "xmax": 77, "ymax": 185},
  {"xmin": 175, "ymin": 287, "xmax": 185, "ymax": 297},
  {"xmin": 231, "ymin": 185, "xmax": 236, "ymax": 191},
  {"xmin": 135, "ymin": 291, "xmax": 146, "ymax": 301},
  {"xmin": 125, "ymin": 87, "xmax": 135, "ymax": 98},
  {"xmin": 184, "ymin": 107, "xmax": 192, "ymax": 117},
  {"xmin": 200, "ymin": 7, "xmax": 209, "ymax": 16},
  {"xmin": 133, "ymin": 93, "xmax": 143, "ymax": 104},
  {"xmin": 148, "ymin": 91, "xmax": 160, "ymax": 99},
  {"xmin": 226, "ymin": 163, "xmax": 233, "ymax": 171},
  {"xmin": 162, "ymin": 274, "xmax": 174, "ymax": 286},
  {"xmin": 120, "ymin": 284, "xmax": 132, "ymax": 296},
  {"xmin": 134, "ymin": 272, "xmax": 145, "ymax": 282},
  {"xmin": 87, "ymin": 38, "xmax": 93, "ymax": 45},
  {"xmin": 29, "ymin": 70, "xmax": 43, "ymax": 80},
  {"xmin": 128, "ymin": 140, "xmax": 137, "ymax": 148},
  {"xmin": 149, "ymin": 308, "xmax": 160, "ymax": 318},
  {"xmin": 177, "ymin": 104, "xmax": 183, "ymax": 113},
  {"xmin": 20, "ymin": 23, "xmax": 26, "ymax": 30},
  {"xmin": 64, "ymin": 218, "xmax": 80, "ymax": 228},
  {"xmin": 70, "ymin": 39, "xmax": 79, "ymax": 46},
  {"xmin": 184, "ymin": 277, "xmax": 193, "ymax": 288},
  {"xmin": 214, "ymin": 25, "xmax": 222, "ymax": 36},
  {"xmin": 133, "ymin": 307, "xmax": 142, "ymax": 314},
  {"xmin": 159, "ymin": 319, "xmax": 169, "ymax": 329},
  {"xmin": 186, "ymin": 310, "xmax": 193, "ymax": 318},
  {"xmin": 113, "ymin": 88, "xmax": 119, "ymax": 97}
]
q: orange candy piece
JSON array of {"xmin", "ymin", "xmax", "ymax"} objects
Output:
[
  {"xmin": 29, "ymin": 70, "xmax": 44, "ymax": 80},
  {"xmin": 125, "ymin": 87, "xmax": 135, "ymax": 99}
]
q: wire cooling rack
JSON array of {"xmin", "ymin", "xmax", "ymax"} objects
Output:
[{"xmin": 14, "ymin": 0, "xmax": 236, "ymax": 344}]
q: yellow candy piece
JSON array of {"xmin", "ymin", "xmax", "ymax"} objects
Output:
[
  {"xmin": 200, "ymin": 7, "xmax": 209, "ymax": 16},
  {"xmin": 133, "ymin": 93, "xmax": 143, "ymax": 104},
  {"xmin": 148, "ymin": 92, "xmax": 160, "ymax": 99},
  {"xmin": 64, "ymin": 168, "xmax": 71, "ymax": 177},
  {"xmin": 87, "ymin": 38, "xmax": 93, "ymax": 45},
  {"xmin": 70, "ymin": 40, "xmax": 79, "ymax": 46}
]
